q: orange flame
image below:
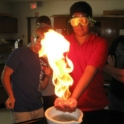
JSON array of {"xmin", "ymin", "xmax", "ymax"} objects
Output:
[{"xmin": 39, "ymin": 29, "xmax": 73, "ymax": 100}]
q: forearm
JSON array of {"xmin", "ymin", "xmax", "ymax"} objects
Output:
[
  {"xmin": 71, "ymin": 66, "xmax": 98, "ymax": 100},
  {"xmin": 1, "ymin": 66, "xmax": 14, "ymax": 99},
  {"xmin": 111, "ymin": 74, "xmax": 124, "ymax": 83},
  {"xmin": 104, "ymin": 64, "xmax": 124, "ymax": 83},
  {"xmin": 1, "ymin": 73, "xmax": 14, "ymax": 98},
  {"xmin": 40, "ymin": 76, "xmax": 50, "ymax": 90},
  {"xmin": 104, "ymin": 64, "xmax": 124, "ymax": 76}
]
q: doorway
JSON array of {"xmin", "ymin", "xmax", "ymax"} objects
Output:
[{"xmin": 27, "ymin": 17, "xmax": 37, "ymax": 44}]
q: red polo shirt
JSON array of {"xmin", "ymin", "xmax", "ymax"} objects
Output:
[{"xmin": 66, "ymin": 33, "xmax": 109, "ymax": 111}]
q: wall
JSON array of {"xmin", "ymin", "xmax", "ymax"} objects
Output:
[{"xmin": 1, "ymin": 0, "xmax": 124, "ymax": 46}]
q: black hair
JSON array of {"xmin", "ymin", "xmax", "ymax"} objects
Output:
[
  {"xmin": 36, "ymin": 15, "xmax": 51, "ymax": 25},
  {"xmin": 70, "ymin": 1, "xmax": 92, "ymax": 18}
]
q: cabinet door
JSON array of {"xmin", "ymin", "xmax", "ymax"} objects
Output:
[
  {"xmin": 4, "ymin": 17, "xmax": 18, "ymax": 33},
  {"xmin": 101, "ymin": 17, "xmax": 117, "ymax": 48},
  {"xmin": 0, "ymin": 16, "xmax": 18, "ymax": 33},
  {"xmin": 0, "ymin": 16, "xmax": 5, "ymax": 33},
  {"xmin": 101, "ymin": 17, "xmax": 124, "ymax": 48},
  {"xmin": 116, "ymin": 18, "xmax": 124, "ymax": 37},
  {"xmin": 4, "ymin": 17, "xmax": 11, "ymax": 33},
  {"xmin": 91, "ymin": 17, "xmax": 102, "ymax": 36},
  {"xmin": 53, "ymin": 16, "xmax": 71, "ymax": 36},
  {"xmin": 11, "ymin": 17, "xmax": 18, "ymax": 33}
]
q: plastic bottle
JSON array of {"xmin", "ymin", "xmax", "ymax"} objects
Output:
[
  {"xmin": 14, "ymin": 41, "xmax": 18, "ymax": 49},
  {"xmin": 14, "ymin": 39, "xmax": 20, "ymax": 49}
]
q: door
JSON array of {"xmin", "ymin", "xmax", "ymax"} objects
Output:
[
  {"xmin": 27, "ymin": 17, "xmax": 37, "ymax": 44},
  {"xmin": 53, "ymin": 15, "xmax": 72, "ymax": 36}
]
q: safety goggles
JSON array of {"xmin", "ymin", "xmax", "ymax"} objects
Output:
[
  {"xmin": 69, "ymin": 17, "xmax": 96, "ymax": 27},
  {"xmin": 36, "ymin": 23, "xmax": 52, "ymax": 28}
]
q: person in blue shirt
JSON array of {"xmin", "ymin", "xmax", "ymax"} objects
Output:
[
  {"xmin": 28, "ymin": 15, "xmax": 57, "ymax": 111},
  {"xmin": 1, "ymin": 25, "xmax": 52, "ymax": 123}
]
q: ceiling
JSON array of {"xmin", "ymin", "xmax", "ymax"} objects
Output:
[
  {"xmin": 3, "ymin": 0, "xmax": 122, "ymax": 2},
  {"xmin": 3, "ymin": 0, "xmax": 68, "ymax": 2},
  {"xmin": 2, "ymin": 0, "xmax": 123, "ymax": 2}
]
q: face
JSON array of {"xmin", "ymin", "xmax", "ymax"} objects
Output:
[
  {"xmin": 71, "ymin": 12, "xmax": 90, "ymax": 37},
  {"xmin": 31, "ymin": 29, "xmax": 44, "ymax": 53},
  {"xmin": 31, "ymin": 25, "xmax": 51, "ymax": 53}
]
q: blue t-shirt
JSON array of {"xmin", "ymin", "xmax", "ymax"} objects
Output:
[{"xmin": 6, "ymin": 47, "xmax": 43, "ymax": 112}]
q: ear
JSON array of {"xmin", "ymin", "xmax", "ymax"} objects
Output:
[
  {"xmin": 31, "ymin": 35, "xmax": 37, "ymax": 43},
  {"xmin": 27, "ymin": 37, "xmax": 34, "ymax": 47},
  {"xmin": 88, "ymin": 22, "xmax": 93, "ymax": 31},
  {"xmin": 31, "ymin": 36, "xmax": 34, "ymax": 42}
]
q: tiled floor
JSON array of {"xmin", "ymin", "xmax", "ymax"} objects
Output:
[{"xmin": 0, "ymin": 106, "xmax": 11, "ymax": 124}]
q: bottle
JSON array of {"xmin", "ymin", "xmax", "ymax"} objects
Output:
[{"xmin": 14, "ymin": 40, "xmax": 18, "ymax": 49}]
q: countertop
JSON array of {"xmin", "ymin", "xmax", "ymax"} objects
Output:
[{"xmin": 13, "ymin": 109, "xmax": 124, "ymax": 124}]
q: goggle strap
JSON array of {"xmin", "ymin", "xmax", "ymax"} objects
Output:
[{"xmin": 89, "ymin": 17, "xmax": 96, "ymax": 23}]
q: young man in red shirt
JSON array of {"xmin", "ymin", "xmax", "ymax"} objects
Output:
[{"xmin": 54, "ymin": 1, "xmax": 110, "ymax": 123}]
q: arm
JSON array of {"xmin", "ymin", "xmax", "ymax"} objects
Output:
[
  {"xmin": 103, "ymin": 55, "xmax": 124, "ymax": 83},
  {"xmin": 1, "ymin": 65, "xmax": 15, "ymax": 109},
  {"xmin": 71, "ymin": 65, "xmax": 98, "ymax": 99},
  {"xmin": 39, "ymin": 67, "xmax": 53, "ymax": 90},
  {"xmin": 39, "ymin": 76, "xmax": 50, "ymax": 90},
  {"xmin": 54, "ymin": 65, "xmax": 98, "ymax": 112},
  {"xmin": 104, "ymin": 64, "xmax": 124, "ymax": 83}
]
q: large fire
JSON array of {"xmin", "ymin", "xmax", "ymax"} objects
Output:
[{"xmin": 39, "ymin": 29, "xmax": 73, "ymax": 100}]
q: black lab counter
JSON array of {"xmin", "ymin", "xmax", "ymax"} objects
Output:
[{"xmin": 13, "ymin": 109, "xmax": 124, "ymax": 124}]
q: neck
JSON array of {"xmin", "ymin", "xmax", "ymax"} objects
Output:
[
  {"xmin": 30, "ymin": 46, "xmax": 38, "ymax": 54},
  {"xmin": 74, "ymin": 32, "xmax": 91, "ymax": 46}
]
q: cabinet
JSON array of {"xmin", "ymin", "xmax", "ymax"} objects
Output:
[
  {"xmin": 101, "ymin": 17, "xmax": 124, "ymax": 48},
  {"xmin": 52, "ymin": 15, "xmax": 72, "ymax": 36},
  {"xmin": 85, "ymin": 16, "xmax": 124, "ymax": 48},
  {"xmin": 91, "ymin": 17, "xmax": 102, "ymax": 36},
  {"xmin": 0, "ymin": 16, "xmax": 18, "ymax": 33}
]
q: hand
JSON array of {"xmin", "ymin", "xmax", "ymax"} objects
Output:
[
  {"xmin": 54, "ymin": 97, "xmax": 65, "ymax": 112},
  {"xmin": 107, "ymin": 55, "xmax": 115, "ymax": 66},
  {"xmin": 44, "ymin": 67, "xmax": 52, "ymax": 77},
  {"xmin": 5, "ymin": 97, "xmax": 15, "ymax": 110},
  {"xmin": 63, "ymin": 97, "xmax": 77, "ymax": 112},
  {"xmin": 54, "ymin": 97, "xmax": 77, "ymax": 112}
]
